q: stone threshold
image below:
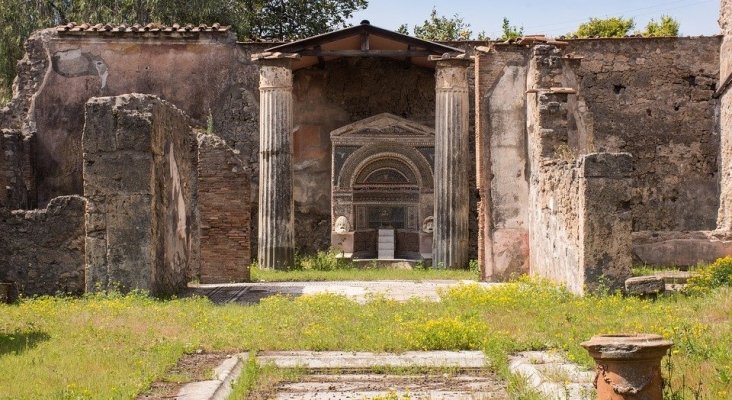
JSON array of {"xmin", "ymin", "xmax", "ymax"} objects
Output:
[
  {"xmin": 257, "ymin": 350, "xmax": 489, "ymax": 370},
  {"xmin": 509, "ymin": 351, "xmax": 595, "ymax": 400}
]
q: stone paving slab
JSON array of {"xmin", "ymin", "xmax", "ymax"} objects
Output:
[
  {"xmin": 256, "ymin": 351, "xmax": 506, "ymax": 399},
  {"xmin": 176, "ymin": 355, "xmax": 243, "ymax": 400},
  {"xmin": 508, "ymin": 351, "xmax": 595, "ymax": 400},
  {"xmin": 274, "ymin": 374, "xmax": 508, "ymax": 399},
  {"xmin": 257, "ymin": 351, "xmax": 488, "ymax": 370},
  {"xmin": 192, "ymin": 280, "xmax": 495, "ymax": 304}
]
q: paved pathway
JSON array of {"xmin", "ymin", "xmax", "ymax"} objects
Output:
[
  {"xmin": 256, "ymin": 351, "xmax": 507, "ymax": 400},
  {"xmin": 191, "ymin": 280, "xmax": 497, "ymax": 304}
]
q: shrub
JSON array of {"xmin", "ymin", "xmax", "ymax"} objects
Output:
[
  {"xmin": 294, "ymin": 250, "xmax": 351, "ymax": 271},
  {"xmin": 410, "ymin": 316, "xmax": 488, "ymax": 350},
  {"xmin": 685, "ymin": 257, "xmax": 732, "ymax": 295}
]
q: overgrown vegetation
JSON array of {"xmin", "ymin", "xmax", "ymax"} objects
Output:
[
  {"xmin": 573, "ymin": 16, "xmax": 636, "ymax": 38},
  {"xmin": 399, "ymin": 8, "xmax": 486, "ymax": 41},
  {"xmin": 643, "ymin": 15, "xmax": 681, "ymax": 37},
  {"xmin": 500, "ymin": 17, "xmax": 523, "ymax": 41},
  {"xmin": 1, "ymin": 276, "xmax": 730, "ymax": 399},
  {"xmin": 685, "ymin": 256, "xmax": 732, "ymax": 296},
  {"xmin": 571, "ymin": 15, "xmax": 681, "ymax": 38}
]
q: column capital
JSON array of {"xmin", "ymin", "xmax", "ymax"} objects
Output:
[
  {"xmin": 256, "ymin": 53, "xmax": 298, "ymax": 90},
  {"xmin": 434, "ymin": 54, "xmax": 471, "ymax": 91}
]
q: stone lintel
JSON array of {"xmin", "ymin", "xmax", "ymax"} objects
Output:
[
  {"xmin": 251, "ymin": 52, "xmax": 301, "ymax": 62},
  {"xmin": 430, "ymin": 52, "xmax": 473, "ymax": 65}
]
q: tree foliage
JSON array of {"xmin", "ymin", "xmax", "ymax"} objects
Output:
[
  {"xmin": 0, "ymin": 0, "xmax": 368, "ymax": 94},
  {"xmin": 500, "ymin": 17, "xmax": 523, "ymax": 40},
  {"xmin": 410, "ymin": 8, "xmax": 473, "ymax": 41},
  {"xmin": 250, "ymin": 0, "xmax": 367, "ymax": 40},
  {"xmin": 573, "ymin": 17, "xmax": 635, "ymax": 38},
  {"xmin": 642, "ymin": 15, "xmax": 680, "ymax": 37}
]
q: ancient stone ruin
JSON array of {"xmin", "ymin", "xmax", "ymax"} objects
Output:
[{"xmin": 2, "ymin": 10, "xmax": 732, "ymax": 296}]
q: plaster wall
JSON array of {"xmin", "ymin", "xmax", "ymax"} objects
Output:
[
  {"xmin": 30, "ymin": 32, "xmax": 261, "ymax": 207},
  {"xmin": 475, "ymin": 46, "xmax": 530, "ymax": 280}
]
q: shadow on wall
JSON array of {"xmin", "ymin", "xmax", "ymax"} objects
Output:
[{"xmin": 0, "ymin": 331, "xmax": 51, "ymax": 357}]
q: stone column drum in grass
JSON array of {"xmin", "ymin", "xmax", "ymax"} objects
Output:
[
  {"xmin": 431, "ymin": 54, "xmax": 472, "ymax": 269},
  {"xmin": 253, "ymin": 53, "xmax": 299, "ymax": 270}
]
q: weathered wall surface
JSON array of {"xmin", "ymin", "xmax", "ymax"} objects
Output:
[
  {"xmin": 475, "ymin": 45, "xmax": 530, "ymax": 280},
  {"xmin": 528, "ymin": 154, "xmax": 633, "ymax": 294},
  {"xmin": 292, "ymin": 58, "xmax": 438, "ymax": 254},
  {"xmin": 197, "ymin": 132, "xmax": 250, "ymax": 283},
  {"xmin": 632, "ymin": 230, "xmax": 732, "ymax": 266},
  {"xmin": 0, "ymin": 129, "xmax": 33, "ymax": 209},
  {"xmin": 83, "ymin": 94, "xmax": 197, "ymax": 296},
  {"xmin": 23, "ymin": 30, "xmax": 264, "ymax": 208},
  {"xmin": 565, "ymin": 37, "xmax": 721, "ymax": 231},
  {"xmin": 0, "ymin": 195, "xmax": 85, "ymax": 295},
  {"xmin": 0, "ymin": 30, "xmax": 51, "ymax": 135},
  {"xmin": 527, "ymin": 45, "xmax": 631, "ymax": 293},
  {"xmin": 719, "ymin": 0, "xmax": 732, "ymax": 230}
]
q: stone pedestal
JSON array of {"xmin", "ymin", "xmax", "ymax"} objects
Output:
[
  {"xmin": 431, "ymin": 54, "xmax": 471, "ymax": 268},
  {"xmin": 581, "ymin": 334, "xmax": 672, "ymax": 400},
  {"xmin": 331, "ymin": 232, "xmax": 354, "ymax": 258},
  {"xmin": 254, "ymin": 53, "xmax": 299, "ymax": 269}
]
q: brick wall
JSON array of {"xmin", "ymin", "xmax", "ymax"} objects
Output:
[{"xmin": 197, "ymin": 133, "xmax": 251, "ymax": 283}]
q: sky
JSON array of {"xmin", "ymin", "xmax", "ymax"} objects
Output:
[{"xmin": 349, "ymin": 0, "xmax": 720, "ymax": 38}]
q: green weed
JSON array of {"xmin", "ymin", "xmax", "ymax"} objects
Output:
[{"xmin": 685, "ymin": 257, "xmax": 732, "ymax": 295}]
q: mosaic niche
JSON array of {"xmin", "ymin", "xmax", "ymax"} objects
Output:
[{"xmin": 330, "ymin": 113, "xmax": 434, "ymax": 259}]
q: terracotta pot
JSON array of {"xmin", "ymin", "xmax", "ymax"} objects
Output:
[{"xmin": 581, "ymin": 334, "xmax": 673, "ymax": 400}]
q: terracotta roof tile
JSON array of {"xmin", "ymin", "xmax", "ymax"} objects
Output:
[{"xmin": 56, "ymin": 22, "xmax": 230, "ymax": 35}]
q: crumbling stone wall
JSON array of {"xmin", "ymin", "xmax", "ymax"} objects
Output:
[
  {"xmin": 83, "ymin": 94, "xmax": 197, "ymax": 296},
  {"xmin": 197, "ymin": 132, "xmax": 250, "ymax": 283},
  {"xmin": 527, "ymin": 45, "xmax": 632, "ymax": 294},
  {"xmin": 0, "ymin": 195, "xmax": 85, "ymax": 296},
  {"xmin": 0, "ymin": 129, "xmax": 33, "ymax": 209},
  {"xmin": 565, "ymin": 37, "xmax": 721, "ymax": 231},
  {"xmin": 0, "ymin": 30, "xmax": 52, "ymax": 134}
]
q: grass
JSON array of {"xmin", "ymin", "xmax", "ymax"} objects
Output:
[
  {"xmin": 252, "ymin": 265, "xmax": 477, "ymax": 282},
  {"xmin": 632, "ymin": 264, "xmax": 693, "ymax": 277},
  {"xmin": 250, "ymin": 250, "xmax": 479, "ymax": 281},
  {"xmin": 0, "ymin": 279, "xmax": 730, "ymax": 399}
]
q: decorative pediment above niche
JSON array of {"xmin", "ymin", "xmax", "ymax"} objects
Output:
[{"xmin": 331, "ymin": 113, "xmax": 435, "ymax": 147}]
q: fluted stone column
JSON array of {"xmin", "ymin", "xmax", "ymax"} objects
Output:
[
  {"xmin": 253, "ymin": 53, "xmax": 299, "ymax": 269},
  {"xmin": 431, "ymin": 54, "xmax": 472, "ymax": 268}
]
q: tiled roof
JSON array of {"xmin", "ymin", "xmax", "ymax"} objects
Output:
[{"xmin": 56, "ymin": 22, "xmax": 230, "ymax": 34}]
